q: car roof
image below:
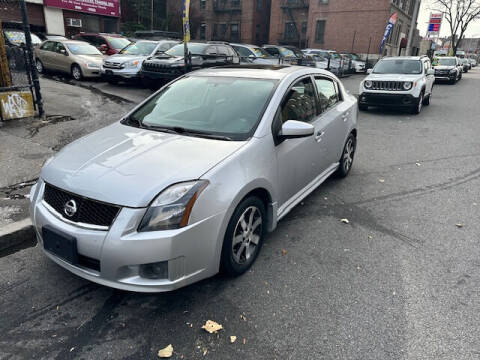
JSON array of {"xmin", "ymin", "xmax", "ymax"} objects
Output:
[
  {"xmin": 190, "ymin": 65, "xmax": 331, "ymax": 80},
  {"xmin": 381, "ymin": 56, "xmax": 425, "ymax": 61},
  {"xmin": 231, "ymin": 43, "xmax": 258, "ymax": 48},
  {"xmin": 57, "ymin": 40, "xmax": 90, "ymax": 45}
]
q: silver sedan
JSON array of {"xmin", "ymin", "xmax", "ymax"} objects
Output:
[{"xmin": 30, "ymin": 65, "xmax": 358, "ymax": 292}]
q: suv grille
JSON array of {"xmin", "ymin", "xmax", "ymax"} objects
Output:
[
  {"xmin": 103, "ymin": 61, "xmax": 124, "ymax": 69},
  {"xmin": 43, "ymin": 184, "xmax": 120, "ymax": 228},
  {"xmin": 371, "ymin": 81, "xmax": 405, "ymax": 91}
]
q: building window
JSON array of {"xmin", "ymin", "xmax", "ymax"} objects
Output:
[
  {"xmin": 301, "ymin": 21, "xmax": 307, "ymax": 34},
  {"xmin": 200, "ymin": 23, "xmax": 206, "ymax": 39},
  {"xmin": 319, "ymin": 0, "xmax": 329, "ymax": 4},
  {"xmin": 231, "ymin": 0, "xmax": 240, "ymax": 8},
  {"xmin": 315, "ymin": 20, "xmax": 326, "ymax": 43},
  {"xmin": 257, "ymin": 0, "xmax": 262, "ymax": 10},
  {"xmin": 230, "ymin": 23, "xmax": 240, "ymax": 41},
  {"xmin": 200, "ymin": 0, "xmax": 206, "ymax": 10},
  {"xmin": 285, "ymin": 22, "xmax": 297, "ymax": 40}
]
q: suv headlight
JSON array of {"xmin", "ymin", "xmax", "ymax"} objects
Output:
[
  {"xmin": 124, "ymin": 60, "xmax": 140, "ymax": 69},
  {"xmin": 87, "ymin": 62, "xmax": 100, "ymax": 69},
  {"xmin": 450, "ymin": 68, "xmax": 457, "ymax": 73},
  {"xmin": 138, "ymin": 180, "xmax": 208, "ymax": 232},
  {"xmin": 364, "ymin": 80, "xmax": 372, "ymax": 89},
  {"xmin": 403, "ymin": 82, "xmax": 413, "ymax": 90}
]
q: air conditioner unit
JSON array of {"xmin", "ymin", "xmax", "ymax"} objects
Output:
[{"xmin": 66, "ymin": 18, "xmax": 82, "ymax": 28}]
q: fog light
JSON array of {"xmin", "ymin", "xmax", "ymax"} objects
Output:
[{"xmin": 139, "ymin": 261, "xmax": 168, "ymax": 279}]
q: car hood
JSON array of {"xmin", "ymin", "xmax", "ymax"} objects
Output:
[
  {"xmin": 41, "ymin": 122, "xmax": 246, "ymax": 207},
  {"xmin": 147, "ymin": 55, "xmax": 184, "ymax": 64},
  {"xmin": 105, "ymin": 54, "xmax": 147, "ymax": 63},
  {"xmin": 366, "ymin": 73, "xmax": 421, "ymax": 81},
  {"xmin": 76, "ymin": 54, "xmax": 104, "ymax": 63}
]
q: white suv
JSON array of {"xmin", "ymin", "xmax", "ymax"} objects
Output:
[{"xmin": 359, "ymin": 56, "xmax": 435, "ymax": 114}]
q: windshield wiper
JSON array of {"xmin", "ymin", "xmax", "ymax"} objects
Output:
[{"xmin": 145, "ymin": 125, "xmax": 233, "ymax": 141}]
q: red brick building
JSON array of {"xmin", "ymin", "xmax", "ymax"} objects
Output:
[
  {"xmin": 185, "ymin": 0, "xmax": 271, "ymax": 45},
  {"xmin": 269, "ymin": 0, "xmax": 418, "ymax": 56}
]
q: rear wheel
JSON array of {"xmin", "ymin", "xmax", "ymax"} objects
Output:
[
  {"xmin": 221, "ymin": 196, "xmax": 266, "ymax": 276},
  {"xmin": 36, "ymin": 59, "xmax": 44, "ymax": 74}
]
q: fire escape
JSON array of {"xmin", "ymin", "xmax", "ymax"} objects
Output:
[
  {"xmin": 280, "ymin": 0, "xmax": 309, "ymax": 48},
  {"xmin": 212, "ymin": 0, "xmax": 242, "ymax": 42}
]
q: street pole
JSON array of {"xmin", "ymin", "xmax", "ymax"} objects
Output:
[
  {"xmin": 406, "ymin": 0, "xmax": 421, "ymax": 56},
  {"xmin": 151, "ymin": 0, "xmax": 154, "ymax": 30},
  {"xmin": 19, "ymin": 0, "xmax": 43, "ymax": 117},
  {"xmin": 351, "ymin": 30, "xmax": 356, "ymax": 53}
]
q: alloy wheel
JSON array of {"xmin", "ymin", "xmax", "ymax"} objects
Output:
[
  {"xmin": 72, "ymin": 66, "xmax": 82, "ymax": 81},
  {"xmin": 343, "ymin": 137, "xmax": 355, "ymax": 173},
  {"xmin": 417, "ymin": 93, "xmax": 423, "ymax": 113},
  {"xmin": 232, "ymin": 206, "xmax": 262, "ymax": 265},
  {"xmin": 36, "ymin": 60, "xmax": 43, "ymax": 74}
]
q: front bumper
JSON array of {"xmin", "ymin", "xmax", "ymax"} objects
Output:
[
  {"xmin": 30, "ymin": 181, "xmax": 225, "ymax": 292},
  {"xmin": 81, "ymin": 66, "xmax": 101, "ymax": 78},
  {"xmin": 359, "ymin": 92, "xmax": 417, "ymax": 107},
  {"xmin": 101, "ymin": 66, "xmax": 141, "ymax": 80},
  {"xmin": 434, "ymin": 72, "xmax": 456, "ymax": 81}
]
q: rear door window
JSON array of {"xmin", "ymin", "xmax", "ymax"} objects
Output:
[{"xmin": 41, "ymin": 41, "xmax": 55, "ymax": 52}]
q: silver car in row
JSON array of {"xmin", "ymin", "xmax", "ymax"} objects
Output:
[{"xmin": 30, "ymin": 65, "xmax": 358, "ymax": 292}]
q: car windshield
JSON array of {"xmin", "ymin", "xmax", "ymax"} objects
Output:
[
  {"xmin": 107, "ymin": 37, "xmax": 131, "ymax": 49},
  {"xmin": 67, "ymin": 43, "xmax": 102, "ymax": 55},
  {"xmin": 120, "ymin": 41, "xmax": 157, "ymax": 56},
  {"xmin": 166, "ymin": 43, "xmax": 208, "ymax": 56},
  {"xmin": 329, "ymin": 52, "xmax": 340, "ymax": 59},
  {"xmin": 278, "ymin": 47, "xmax": 296, "ymax": 57},
  {"xmin": 437, "ymin": 58, "xmax": 456, "ymax": 66},
  {"xmin": 252, "ymin": 47, "xmax": 271, "ymax": 57},
  {"xmin": 5, "ymin": 30, "xmax": 42, "ymax": 46},
  {"xmin": 350, "ymin": 54, "xmax": 360, "ymax": 60},
  {"xmin": 373, "ymin": 59, "xmax": 422, "ymax": 74},
  {"xmin": 128, "ymin": 76, "xmax": 277, "ymax": 140}
]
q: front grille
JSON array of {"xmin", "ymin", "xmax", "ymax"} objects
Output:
[
  {"xmin": 435, "ymin": 69, "xmax": 449, "ymax": 75},
  {"xmin": 371, "ymin": 81, "xmax": 405, "ymax": 91},
  {"xmin": 43, "ymin": 184, "xmax": 120, "ymax": 228},
  {"xmin": 103, "ymin": 61, "xmax": 124, "ymax": 69},
  {"xmin": 142, "ymin": 62, "xmax": 184, "ymax": 74}
]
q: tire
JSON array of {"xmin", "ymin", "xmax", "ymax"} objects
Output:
[
  {"xmin": 36, "ymin": 59, "xmax": 44, "ymax": 74},
  {"xmin": 450, "ymin": 77, "xmax": 456, "ymax": 85},
  {"xmin": 423, "ymin": 88, "xmax": 431, "ymax": 106},
  {"xmin": 358, "ymin": 104, "xmax": 368, "ymax": 111},
  {"xmin": 221, "ymin": 196, "xmax": 266, "ymax": 276},
  {"xmin": 412, "ymin": 92, "xmax": 423, "ymax": 114},
  {"xmin": 336, "ymin": 133, "xmax": 356, "ymax": 178},
  {"xmin": 71, "ymin": 64, "xmax": 82, "ymax": 81}
]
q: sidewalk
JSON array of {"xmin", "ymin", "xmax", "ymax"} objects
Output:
[{"xmin": 0, "ymin": 77, "xmax": 135, "ymax": 234}]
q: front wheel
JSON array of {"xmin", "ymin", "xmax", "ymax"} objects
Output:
[
  {"xmin": 336, "ymin": 133, "xmax": 356, "ymax": 178},
  {"xmin": 411, "ymin": 92, "xmax": 423, "ymax": 114},
  {"xmin": 36, "ymin": 59, "xmax": 44, "ymax": 74},
  {"xmin": 221, "ymin": 197, "xmax": 266, "ymax": 276},
  {"xmin": 71, "ymin": 65, "xmax": 82, "ymax": 81}
]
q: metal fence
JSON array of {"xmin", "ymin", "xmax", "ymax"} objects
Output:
[{"xmin": 0, "ymin": 0, "xmax": 43, "ymax": 121}]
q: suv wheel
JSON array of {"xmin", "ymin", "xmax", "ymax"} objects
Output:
[
  {"xmin": 221, "ymin": 196, "xmax": 266, "ymax": 276},
  {"xmin": 412, "ymin": 92, "xmax": 423, "ymax": 115},
  {"xmin": 71, "ymin": 65, "xmax": 82, "ymax": 81},
  {"xmin": 423, "ymin": 88, "xmax": 431, "ymax": 106}
]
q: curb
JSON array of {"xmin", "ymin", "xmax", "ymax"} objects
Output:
[{"xmin": 0, "ymin": 218, "xmax": 34, "ymax": 253}]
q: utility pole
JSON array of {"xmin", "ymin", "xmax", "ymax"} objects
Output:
[{"xmin": 406, "ymin": 0, "xmax": 421, "ymax": 56}]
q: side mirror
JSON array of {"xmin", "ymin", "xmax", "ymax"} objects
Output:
[
  {"xmin": 280, "ymin": 120, "xmax": 314, "ymax": 139},
  {"xmin": 427, "ymin": 69, "xmax": 435, "ymax": 75},
  {"xmin": 367, "ymin": 68, "xmax": 373, "ymax": 74},
  {"xmin": 100, "ymin": 44, "xmax": 108, "ymax": 52},
  {"xmin": 248, "ymin": 54, "xmax": 255, "ymax": 58},
  {"xmin": 60, "ymin": 49, "xmax": 68, "ymax": 56}
]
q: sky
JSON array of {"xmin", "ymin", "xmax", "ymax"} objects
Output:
[{"xmin": 418, "ymin": 0, "xmax": 480, "ymax": 38}]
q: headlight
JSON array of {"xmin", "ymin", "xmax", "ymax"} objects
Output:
[
  {"xmin": 138, "ymin": 180, "xmax": 208, "ymax": 232},
  {"xmin": 87, "ymin": 62, "xmax": 100, "ymax": 69},
  {"xmin": 450, "ymin": 69, "xmax": 457, "ymax": 73},
  {"xmin": 364, "ymin": 80, "xmax": 372, "ymax": 89},
  {"xmin": 403, "ymin": 82, "xmax": 413, "ymax": 90},
  {"xmin": 124, "ymin": 60, "xmax": 140, "ymax": 69}
]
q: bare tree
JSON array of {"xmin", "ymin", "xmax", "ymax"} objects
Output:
[{"xmin": 433, "ymin": 0, "xmax": 480, "ymax": 54}]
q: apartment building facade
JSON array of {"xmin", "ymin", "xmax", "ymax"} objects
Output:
[{"xmin": 269, "ymin": 0, "xmax": 418, "ymax": 55}]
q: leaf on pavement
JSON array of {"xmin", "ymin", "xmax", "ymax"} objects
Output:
[
  {"xmin": 230, "ymin": 336, "xmax": 237, "ymax": 343},
  {"xmin": 202, "ymin": 320, "xmax": 223, "ymax": 334},
  {"xmin": 456, "ymin": 223, "xmax": 464, "ymax": 228},
  {"xmin": 416, "ymin": 162, "xmax": 422, "ymax": 167},
  {"xmin": 157, "ymin": 344, "xmax": 173, "ymax": 358},
  {"xmin": 281, "ymin": 249, "xmax": 287, "ymax": 256},
  {"xmin": 378, "ymin": 179, "xmax": 385, "ymax": 183},
  {"xmin": 340, "ymin": 218, "xmax": 350, "ymax": 224}
]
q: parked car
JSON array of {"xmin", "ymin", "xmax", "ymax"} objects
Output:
[
  {"xmin": 283, "ymin": 46, "xmax": 315, "ymax": 67},
  {"xmin": 359, "ymin": 56, "xmax": 435, "ymax": 114},
  {"xmin": 262, "ymin": 45, "xmax": 301, "ymax": 65},
  {"xmin": 341, "ymin": 53, "xmax": 366, "ymax": 73},
  {"xmin": 468, "ymin": 58, "xmax": 477, "ymax": 67},
  {"xmin": 3, "ymin": 29, "xmax": 42, "ymax": 70},
  {"xmin": 101, "ymin": 39, "xmax": 179, "ymax": 84},
  {"xmin": 432, "ymin": 56, "xmax": 462, "ymax": 84},
  {"xmin": 302, "ymin": 49, "xmax": 332, "ymax": 70},
  {"xmin": 30, "ymin": 64, "xmax": 358, "ymax": 292},
  {"xmin": 35, "ymin": 40, "xmax": 104, "ymax": 80},
  {"xmin": 72, "ymin": 33, "xmax": 131, "ymax": 56},
  {"xmin": 140, "ymin": 42, "xmax": 240, "ymax": 88},
  {"xmin": 459, "ymin": 58, "xmax": 471, "ymax": 72},
  {"xmin": 231, "ymin": 43, "xmax": 279, "ymax": 65},
  {"xmin": 36, "ymin": 34, "xmax": 67, "ymax": 41}
]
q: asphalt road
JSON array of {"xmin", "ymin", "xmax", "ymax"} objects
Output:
[{"xmin": 1, "ymin": 70, "xmax": 480, "ymax": 360}]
